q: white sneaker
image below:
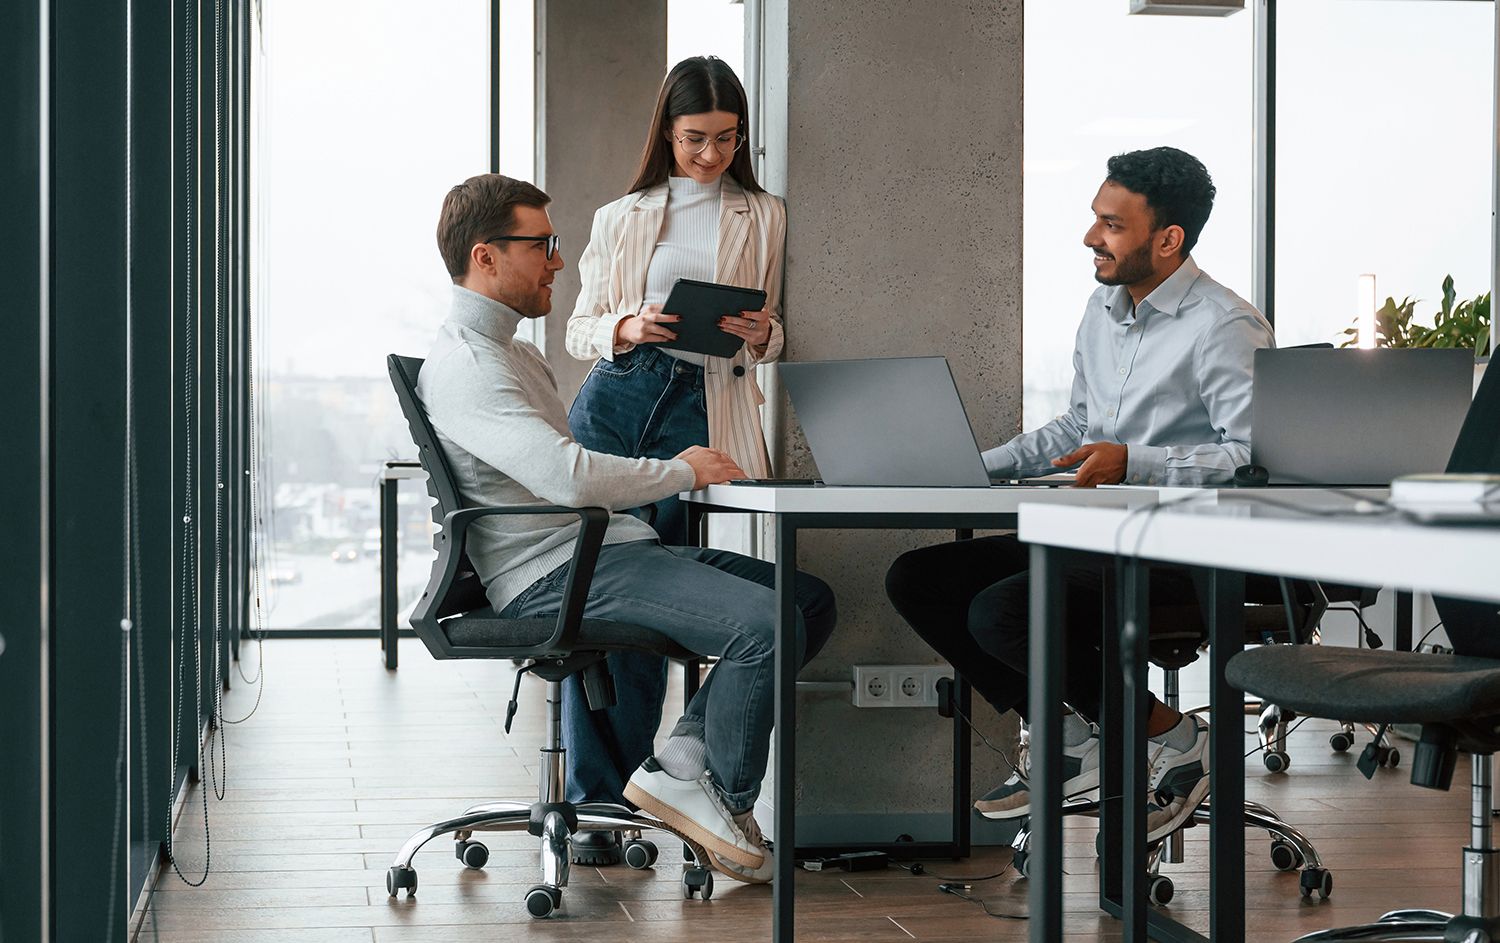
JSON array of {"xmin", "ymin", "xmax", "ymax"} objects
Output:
[
  {"xmin": 711, "ymin": 810, "xmax": 774, "ymax": 884},
  {"xmin": 1145, "ymin": 716, "xmax": 1212, "ymax": 843},
  {"xmin": 974, "ymin": 722, "xmax": 1101, "ymax": 820},
  {"xmin": 623, "ymin": 757, "xmax": 765, "ymax": 870}
]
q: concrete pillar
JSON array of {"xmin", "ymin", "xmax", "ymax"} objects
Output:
[
  {"xmin": 761, "ymin": 0, "xmax": 1025, "ymax": 843},
  {"xmin": 536, "ymin": 0, "xmax": 667, "ymax": 403}
]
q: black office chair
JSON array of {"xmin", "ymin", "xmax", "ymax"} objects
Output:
[
  {"xmin": 1229, "ymin": 648, "xmax": 1500, "ymax": 941},
  {"xmin": 382, "ymin": 354, "xmax": 715, "ymax": 917},
  {"xmin": 1008, "ymin": 584, "xmax": 1339, "ymax": 906}
]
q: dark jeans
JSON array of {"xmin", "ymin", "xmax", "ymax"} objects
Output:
[
  {"xmin": 502, "ymin": 541, "xmax": 836, "ymax": 810},
  {"xmin": 884, "ymin": 535, "xmax": 1203, "ymax": 725},
  {"xmin": 562, "ymin": 347, "xmax": 717, "ymax": 806},
  {"xmin": 568, "ymin": 345, "xmax": 707, "ymax": 545}
]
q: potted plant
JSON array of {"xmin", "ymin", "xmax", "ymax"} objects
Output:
[{"xmin": 1340, "ymin": 275, "xmax": 1490, "ymax": 390}]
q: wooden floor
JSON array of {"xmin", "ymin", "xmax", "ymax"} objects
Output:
[{"xmin": 137, "ymin": 638, "xmax": 1469, "ymax": 942}]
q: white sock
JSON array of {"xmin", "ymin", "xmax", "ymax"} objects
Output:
[
  {"xmin": 655, "ymin": 719, "xmax": 707, "ymax": 781},
  {"xmin": 1062, "ymin": 710, "xmax": 1095, "ymax": 748},
  {"xmin": 1150, "ymin": 713, "xmax": 1198, "ymax": 753}
]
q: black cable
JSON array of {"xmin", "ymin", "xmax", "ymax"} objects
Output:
[
  {"xmin": 938, "ymin": 882, "xmax": 1028, "ymax": 920},
  {"xmin": 891, "ymin": 860, "xmax": 1012, "ymax": 883},
  {"xmin": 1414, "ymin": 619, "xmax": 1447, "ymax": 652}
]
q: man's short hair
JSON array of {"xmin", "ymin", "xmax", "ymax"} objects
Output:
[
  {"xmin": 1105, "ymin": 147, "xmax": 1216, "ymax": 256},
  {"xmin": 436, "ymin": 174, "xmax": 551, "ymax": 280}
]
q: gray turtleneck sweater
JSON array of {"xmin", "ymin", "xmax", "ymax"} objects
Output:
[{"xmin": 417, "ymin": 285, "xmax": 696, "ymax": 611}]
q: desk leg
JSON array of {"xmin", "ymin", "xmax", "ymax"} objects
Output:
[
  {"xmin": 1099, "ymin": 562, "xmax": 1123, "ymax": 908},
  {"xmin": 951, "ymin": 672, "xmax": 972, "ymax": 858},
  {"xmin": 1120, "ymin": 559, "xmax": 1149, "ymax": 942},
  {"xmin": 1028, "ymin": 544, "xmax": 1065, "ymax": 943},
  {"xmin": 952, "ymin": 527, "xmax": 974, "ymax": 859},
  {"xmin": 380, "ymin": 477, "xmax": 398, "ymax": 670},
  {"xmin": 773, "ymin": 517, "xmax": 798, "ymax": 943},
  {"xmin": 1208, "ymin": 568, "xmax": 1246, "ymax": 943}
]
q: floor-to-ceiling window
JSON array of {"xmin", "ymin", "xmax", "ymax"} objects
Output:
[
  {"xmin": 669, "ymin": 0, "xmax": 745, "ymax": 74},
  {"xmin": 1273, "ymin": 0, "xmax": 1493, "ymax": 348},
  {"xmin": 1023, "ymin": 1, "xmax": 1254, "ymax": 428},
  {"xmin": 253, "ymin": 1, "xmax": 518, "ymax": 630}
]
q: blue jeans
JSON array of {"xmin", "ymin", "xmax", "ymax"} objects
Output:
[
  {"xmin": 501, "ymin": 541, "xmax": 837, "ymax": 810},
  {"xmin": 563, "ymin": 347, "xmax": 711, "ymax": 807},
  {"xmin": 569, "ymin": 346, "xmax": 706, "ymax": 545}
]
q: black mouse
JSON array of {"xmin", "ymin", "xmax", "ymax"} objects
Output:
[{"xmin": 1233, "ymin": 464, "xmax": 1270, "ymax": 488}]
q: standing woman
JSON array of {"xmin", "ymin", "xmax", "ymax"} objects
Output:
[{"xmin": 562, "ymin": 56, "xmax": 787, "ymax": 839}]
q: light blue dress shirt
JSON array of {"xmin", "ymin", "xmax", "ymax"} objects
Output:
[{"xmin": 983, "ymin": 257, "xmax": 1275, "ymax": 486}]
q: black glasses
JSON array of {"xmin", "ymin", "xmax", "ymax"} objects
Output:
[{"xmin": 485, "ymin": 233, "xmax": 560, "ymax": 260}]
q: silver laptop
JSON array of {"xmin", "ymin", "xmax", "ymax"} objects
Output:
[
  {"xmin": 1252, "ymin": 348, "xmax": 1473, "ymax": 486},
  {"xmin": 779, "ymin": 357, "xmax": 1023, "ymax": 487}
]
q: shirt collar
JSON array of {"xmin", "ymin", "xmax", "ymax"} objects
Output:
[
  {"xmin": 1103, "ymin": 255, "xmax": 1203, "ymax": 322},
  {"xmin": 449, "ymin": 284, "xmax": 524, "ymax": 343}
]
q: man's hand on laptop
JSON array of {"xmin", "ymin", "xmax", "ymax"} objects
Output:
[
  {"xmin": 676, "ymin": 446, "xmax": 746, "ymax": 489},
  {"xmin": 1052, "ymin": 442, "xmax": 1127, "ymax": 488}
]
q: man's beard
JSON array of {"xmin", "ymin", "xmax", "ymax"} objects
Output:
[{"xmin": 1094, "ymin": 240, "xmax": 1154, "ymax": 286}]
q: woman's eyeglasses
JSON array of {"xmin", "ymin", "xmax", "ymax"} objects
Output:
[
  {"xmin": 670, "ymin": 131, "xmax": 744, "ymax": 156},
  {"xmin": 485, "ymin": 233, "xmax": 560, "ymax": 260}
]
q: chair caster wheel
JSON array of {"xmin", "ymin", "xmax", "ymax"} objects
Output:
[
  {"xmin": 386, "ymin": 866, "xmax": 417, "ymax": 898},
  {"xmin": 525, "ymin": 884, "xmax": 562, "ymax": 918},
  {"xmin": 1263, "ymin": 750, "xmax": 1290, "ymax": 773},
  {"xmin": 624, "ymin": 839, "xmax": 659, "ymax": 870},
  {"xmin": 1384, "ymin": 748, "xmax": 1400, "ymax": 768},
  {"xmin": 683, "ymin": 867, "xmax": 714, "ymax": 900},
  {"xmin": 1269, "ymin": 840, "xmax": 1304, "ymax": 872},
  {"xmin": 1329, "ymin": 731, "xmax": 1354, "ymax": 753},
  {"xmin": 1300, "ymin": 868, "xmax": 1333, "ymax": 900},
  {"xmin": 1012, "ymin": 848, "xmax": 1030, "ymax": 879},
  {"xmin": 1148, "ymin": 874, "xmax": 1174, "ymax": 907},
  {"xmin": 455, "ymin": 839, "xmax": 489, "ymax": 870}
]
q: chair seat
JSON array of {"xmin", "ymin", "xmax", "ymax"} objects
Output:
[
  {"xmin": 1227, "ymin": 646, "xmax": 1500, "ymax": 723},
  {"xmin": 443, "ymin": 611, "xmax": 696, "ymax": 660}
]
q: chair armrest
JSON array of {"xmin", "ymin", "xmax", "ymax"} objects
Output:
[{"xmin": 435, "ymin": 504, "xmax": 611, "ymax": 656}]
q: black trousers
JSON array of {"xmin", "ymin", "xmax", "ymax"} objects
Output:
[{"xmin": 885, "ymin": 535, "xmax": 1204, "ymax": 724}]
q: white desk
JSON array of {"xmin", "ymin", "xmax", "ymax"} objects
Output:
[
  {"xmin": 1020, "ymin": 499, "xmax": 1500, "ymax": 605},
  {"xmin": 1016, "ymin": 498, "xmax": 1499, "ymax": 943},
  {"xmin": 679, "ymin": 482, "xmax": 1172, "ymax": 943}
]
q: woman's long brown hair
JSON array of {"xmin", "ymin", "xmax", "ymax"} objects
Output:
[{"xmin": 626, "ymin": 56, "xmax": 764, "ymax": 196}]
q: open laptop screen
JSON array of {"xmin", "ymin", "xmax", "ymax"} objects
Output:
[
  {"xmin": 779, "ymin": 357, "xmax": 993, "ymax": 487},
  {"xmin": 1251, "ymin": 348, "xmax": 1472, "ymax": 486}
]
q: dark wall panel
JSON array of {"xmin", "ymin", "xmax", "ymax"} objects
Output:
[
  {"xmin": 50, "ymin": 0, "xmax": 131, "ymax": 939},
  {"xmin": 0, "ymin": 0, "xmax": 47, "ymax": 939}
]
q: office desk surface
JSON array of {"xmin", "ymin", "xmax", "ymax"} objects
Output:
[
  {"xmin": 682, "ymin": 482, "xmax": 1166, "ymax": 514},
  {"xmin": 1018, "ymin": 499, "xmax": 1500, "ymax": 603}
]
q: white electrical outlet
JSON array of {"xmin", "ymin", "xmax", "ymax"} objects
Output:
[
  {"xmin": 853, "ymin": 666, "xmax": 891, "ymax": 706},
  {"xmin": 852, "ymin": 665, "xmax": 951, "ymax": 708}
]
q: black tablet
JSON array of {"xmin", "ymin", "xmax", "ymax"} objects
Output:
[{"xmin": 644, "ymin": 278, "xmax": 768, "ymax": 359}]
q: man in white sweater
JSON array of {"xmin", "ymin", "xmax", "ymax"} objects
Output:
[{"xmin": 416, "ymin": 174, "xmax": 837, "ymax": 883}]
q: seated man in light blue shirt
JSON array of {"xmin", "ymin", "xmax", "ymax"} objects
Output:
[{"xmin": 886, "ymin": 147, "xmax": 1273, "ymax": 843}]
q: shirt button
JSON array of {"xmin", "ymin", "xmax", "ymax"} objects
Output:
[
  {"xmin": 1107, "ymin": 408, "xmax": 1115, "ymax": 418},
  {"xmin": 733, "ymin": 365, "xmax": 746, "ymax": 377},
  {"xmin": 1118, "ymin": 368, "xmax": 1126, "ymax": 375}
]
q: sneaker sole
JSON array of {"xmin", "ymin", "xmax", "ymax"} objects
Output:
[
  {"xmin": 975, "ymin": 768, "xmax": 1103, "ymax": 821},
  {"xmin": 623, "ymin": 781, "xmax": 764, "ymax": 870},
  {"xmin": 710, "ymin": 855, "xmax": 774, "ymax": 884}
]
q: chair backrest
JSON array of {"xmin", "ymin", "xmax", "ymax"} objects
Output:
[
  {"xmin": 1434, "ymin": 360, "xmax": 1500, "ymax": 659},
  {"xmin": 386, "ymin": 354, "xmax": 492, "ymax": 625},
  {"xmin": 1445, "ymin": 359, "xmax": 1500, "ymax": 475}
]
